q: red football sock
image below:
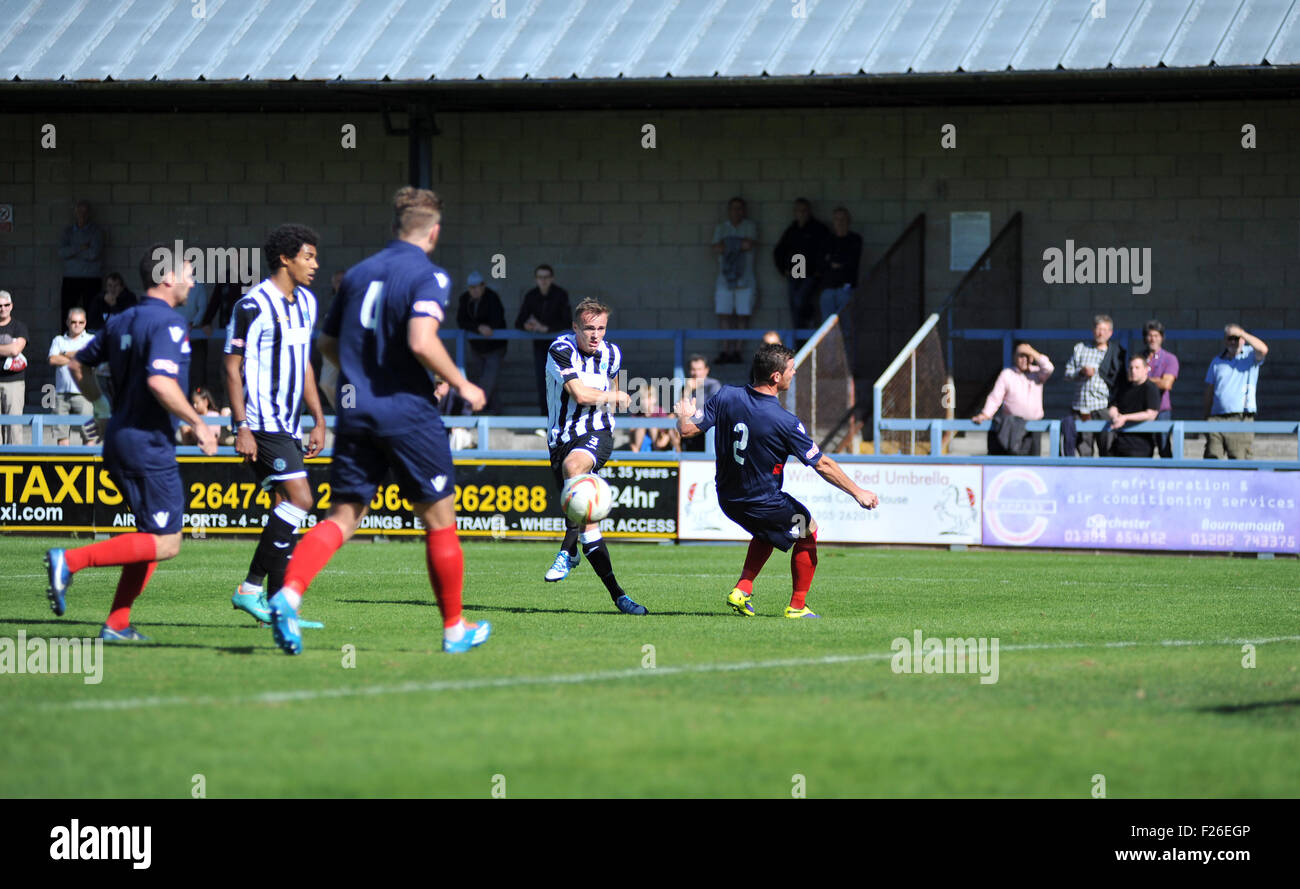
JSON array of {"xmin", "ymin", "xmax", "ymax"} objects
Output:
[
  {"xmin": 281, "ymin": 519, "xmax": 344, "ymax": 597},
  {"xmin": 790, "ymin": 534, "xmax": 818, "ymax": 610},
  {"xmin": 425, "ymin": 526, "xmax": 464, "ymax": 628},
  {"xmin": 735, "ymin": 538, "xmax": 774, "ymax": 594},
  {"xmin": 105, "ymin": 561, "xmax": 156, "ymax": 631},
  {"xmin": 64, "ymin": 532, "xmax": 156, "ymax": 574}
]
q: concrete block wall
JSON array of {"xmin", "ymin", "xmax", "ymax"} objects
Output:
[{"xmin": 1, "ymin": 98, "xmax": 1296, "ymax": 416}]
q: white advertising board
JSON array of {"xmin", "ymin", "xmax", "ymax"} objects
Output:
[{"xmin": 678, "ymin": 461, "xmax": 983, "ymax": 545}]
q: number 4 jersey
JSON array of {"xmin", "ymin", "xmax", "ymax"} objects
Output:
[
  {"xmin": 695, "ymin": 384, "xmax": 823, "ymax": 506},
  {"xmin": 324, "ymin": 239, "xmax": 450, "ymax": 435}
]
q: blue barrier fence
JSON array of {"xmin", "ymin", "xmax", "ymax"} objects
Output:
[
  {"xmin": 877, "ymin": 418, "xmax": 1300, "ymax": 461},
  {"xmin": 6, "ymin": 413, "xmax": 1300, "ymax": 469},
  {"xmin": 184, "ymin": 324, "xmax": 816, "ymax": 383}
]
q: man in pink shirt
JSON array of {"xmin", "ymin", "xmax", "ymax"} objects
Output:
[{"xmin": 973, "ymin": 343, "xmax": 1054, "ymax": 455}]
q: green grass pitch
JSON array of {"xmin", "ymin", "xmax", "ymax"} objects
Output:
[{"xmin": 1, "ymin": 536, "xmax": 1297, "ymax": 798}]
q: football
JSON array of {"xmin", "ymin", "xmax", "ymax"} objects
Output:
[{"xmin": 561, "ymin": 473, "xmax": 613, "ymax": 525}]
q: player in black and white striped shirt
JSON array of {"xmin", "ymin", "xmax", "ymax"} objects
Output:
[
  {"xmin": 224, "ymin": 224, "xmax": 327, "ymax": 625},
  {"xmin": 542, "ymin": 298, "xmax": 647, "ymax": 615}
]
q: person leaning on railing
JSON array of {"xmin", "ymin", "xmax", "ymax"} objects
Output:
[{"xmin": 972, "ymin": 343, "xmax": 1053, "ymax": 456}]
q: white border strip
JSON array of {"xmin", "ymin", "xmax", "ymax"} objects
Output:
[{"xmin": 24, "ymin": 635, "xmax": 1300, "ymax": 713}]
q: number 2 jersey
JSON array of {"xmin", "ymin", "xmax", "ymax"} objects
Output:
[
  {"xmin": 323, "ymin": 239, "xmax": 450, "ymax": 435},
  {"xmin": 695, "ymin": 384, "xmax": 823, "ymax": 505}
]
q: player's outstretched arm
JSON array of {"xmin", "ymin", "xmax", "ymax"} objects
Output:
[
  {"xmin": 674, "ymin": 397, "xmax": 700, "ymax": 438},
  {"xmin": 317, "ymin": 333, "xmax": 340, "ymax": 368},
  {"xmin": 224, "ymin": 352, "xmax": 258, "ymax": 462},
  {"xmin": 148, "ymin": 374, "xmax": 217, "ymax": 455},
  {"xmin": 408, "ymin": 315, "xmax": 485, "ymax": 412},
  {"xmin": 813, "ymin": 454, "xmax": 878, "ymax": 509},
  {"xmin": 300, "ymin": 362, "xmax": 327, "ymax": 458},
  {"xmin": 562, "ymin": 377, "xmax": 630, "ymax": 410}
]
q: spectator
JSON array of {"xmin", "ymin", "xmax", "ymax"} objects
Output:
[
  {"xmin": 773, "ymin": 198, "xmax": 829, "ymax": 333},
  {"xmin": 818, "ymin": 207, "xmax": 863, "ymax": 322},
  {"xmin": 762, "ymin": 330, "xmax": 782, "ymax": 346},
  {"xmin": 0, "ymin": 291, "xmax": 29, "ymax": 444},
  {"xmin": 58, "ymin": 200, "xmax": 104, "ymax": 318},
  {"xmin": 1062, "ymin": 314, "xmax": 1126, "ymax": 457},
  {"xmin": 515, "ymin": 264, "xmax": 572, "ymax": 415},
  {"xmin": 47, "ymin": 307, "xmax": 95, "ymax": 445},
  {"xmin": 972, "ymin": 343, "xmax": 1054, "ymax": 456},
  {"xmin": 711, "ymin": 197, "xmax": 757, "ymax": 364},
  {"xmin": 1103, "ymin": 355, "xmax": 1161, "ymax": 457},
  {"xmin": 87, "ymin": 272, "xmax": 137, "ymax": 333},
  {"xmin": 200, "ymin": 254, "xmax": 248, "ymax": 402},
  {"xmin": 1203, "ymin": 323, "xmax": 1268, "ymax": 460},
  {"xmin": 312, "ymin": 270, "xmax": 345, "ymax": 396},
  {"xmin": 1142, "ymin": 319, "xmax": 1179, "ymax": 458},
  {"xmin": 177, "ymin": 273, "xmax": 209, "ymax": 390},
  {"xmin": 457, "ymin": 270, "xmax": 507, "ymax": 414},
  {"xmin": 434, "ymin": 377, "xmax": 475, "ymax": 450},
  {"xmin": 681, "ymin": 354, "xmax": 722, "ymax": 453},
  {"xmin": 178, "ymin": 386, "xmax": 234, "ymax": 447},
  {"xmin": 631, "ymin": 387, "xmax": 677, "ymax": 453}
]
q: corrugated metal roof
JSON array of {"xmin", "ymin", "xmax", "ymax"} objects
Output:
[{"xmin": 2, "ymin": 0, "xmax": 1297, "ymax": 83}]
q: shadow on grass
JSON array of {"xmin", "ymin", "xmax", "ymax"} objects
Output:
[
  {"xmin": 338, "ymin": 598, "xmax": 718, "ymax": 618},
  {"xmin": 1198, "ymin": 698, "xmax": 1300, "ymax": 714},
  {"xmin": 0, "ymin": 616, "xmax": 269, "ymax": 632}
]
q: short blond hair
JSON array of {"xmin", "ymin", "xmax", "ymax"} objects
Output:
[
  {"xmin": 393, "ymin": 186, "xmax": 442, "ymax": 236},
  {"xmin": 574, "ymin": 298, "xmax": 610, "ymax": 323}
]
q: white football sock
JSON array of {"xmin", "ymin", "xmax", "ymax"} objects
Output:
[{"xmin": 444, "ymin": 620, "xmax": 466, "ymax": 642}]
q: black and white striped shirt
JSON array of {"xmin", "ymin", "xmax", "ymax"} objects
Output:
[
  {"xmin": 546, "ymin": 333, "xmax": 622, "ymax": 448},
  {"xmin": 226, "ymin": 279, "xmax": 317, "ymax": 436}
]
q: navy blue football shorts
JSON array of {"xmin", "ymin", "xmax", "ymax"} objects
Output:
[
  {"xmin": 719, "ymin": 492, "xmax": 813, "ymax": 553},
  {"xmin": 103, "ymin": 455, "xmax": 185, "ymax": 535},
  {"xmin": 329, "ymin": 419, "xmax": 456, "ymax": 506}
]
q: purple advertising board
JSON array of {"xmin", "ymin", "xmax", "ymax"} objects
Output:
[{"xmin": 982, "ymin": 466, "xmax": 1300, "ymax": 554}]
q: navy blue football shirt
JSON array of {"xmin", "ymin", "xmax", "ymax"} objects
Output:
[
  {"xmin": 695, "ymin": 384, "xmax": 823, "ymax": 504},
  {"xmin": 324, "ymin": 240, "xmax": 450, "ymax": 434},
  {"xmin": 75, "ymin": 295, "xmax": 190, "ymax": 470}
]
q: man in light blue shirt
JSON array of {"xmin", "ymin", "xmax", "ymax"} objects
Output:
[{"xmin": 1203, "ymin": 323, "xmax": 1268, "ymax": 459}]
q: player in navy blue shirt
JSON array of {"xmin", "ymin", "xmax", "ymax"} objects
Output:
[
  {"xmin": 44, "ymin": 246, "xmax": 218, "ymax": 642},
  {"xmin": 267, "ymin": 187, "xmax": 491, "ymax": 656},
  {"xmin": 677, "ymin": 343, "xmax": 878, "ymax": 618}
]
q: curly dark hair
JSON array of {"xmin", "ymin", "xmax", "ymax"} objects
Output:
[{"xmin": 263, "ymin": 224, "xmax": 319, "ymax": 272}]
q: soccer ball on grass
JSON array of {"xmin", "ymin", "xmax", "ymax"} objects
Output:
[{"xmin": 562, "ymin": 473, "xmax": 613, "ymax": 525}]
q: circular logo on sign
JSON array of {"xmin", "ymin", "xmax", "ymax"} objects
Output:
[{"xmin": 273, "ymin": 458, "xmax": 287, "ymax": 472}]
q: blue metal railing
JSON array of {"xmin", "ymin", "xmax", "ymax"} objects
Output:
[
  {"xmin": 185, "ymin": 325, "xmax": 815, "ymax": 383},
  {"xmin": 877, "ymin": 418, "xmax": 1300, "ymax": 461},
  {"xmin": 949, "ymin": 327, "xmax": 1300, "ymax": 370},
  {"xmin": 0, "ymin": 413, "xmax": 713, "ymax": 457}
]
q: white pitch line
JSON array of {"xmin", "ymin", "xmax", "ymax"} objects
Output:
[{"xmin": 21, "ymin": 635, "xmax": 1300, "ymax": 714}]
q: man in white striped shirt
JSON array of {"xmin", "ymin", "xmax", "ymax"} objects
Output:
[
  {"xmin": 224, "ymin": 224, "xmax": 327, "ymax": 625},
  {"xmin": 543, "ymin": 298, "xmax": 647, "ymax": 615}
]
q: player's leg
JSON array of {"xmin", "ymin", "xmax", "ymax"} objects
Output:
[
  {"xmin": 544, "ymin": 441, "xmax": 584, "ymax": 582},
  {"xmin": 266, "ymin": 432, "xmax": 378, "ymax": 654},
  {"xmin": 233, "ymin": 433, "xmax": 311, "ymax": 623},
  {"xmin": 562, "ymin": 440, "xmax": 647, "ymax": 615},
  {"xmin": 727, "ymin": 537, "xmax": 774, "ymax": 617},
  {"xmin": 412, "ymin": 496, "xmax": 490, "ymax": 653},
  {"xmin": 786, "ymin": 502, "xmax": 820, "ymax": 619},
  {"xmin": 386, "ymin": 419, "xmax": 491, "ymax": 652},
  {"xmin": 45, "ymin": 465, "xmax": 186, "ymax": 642}
]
